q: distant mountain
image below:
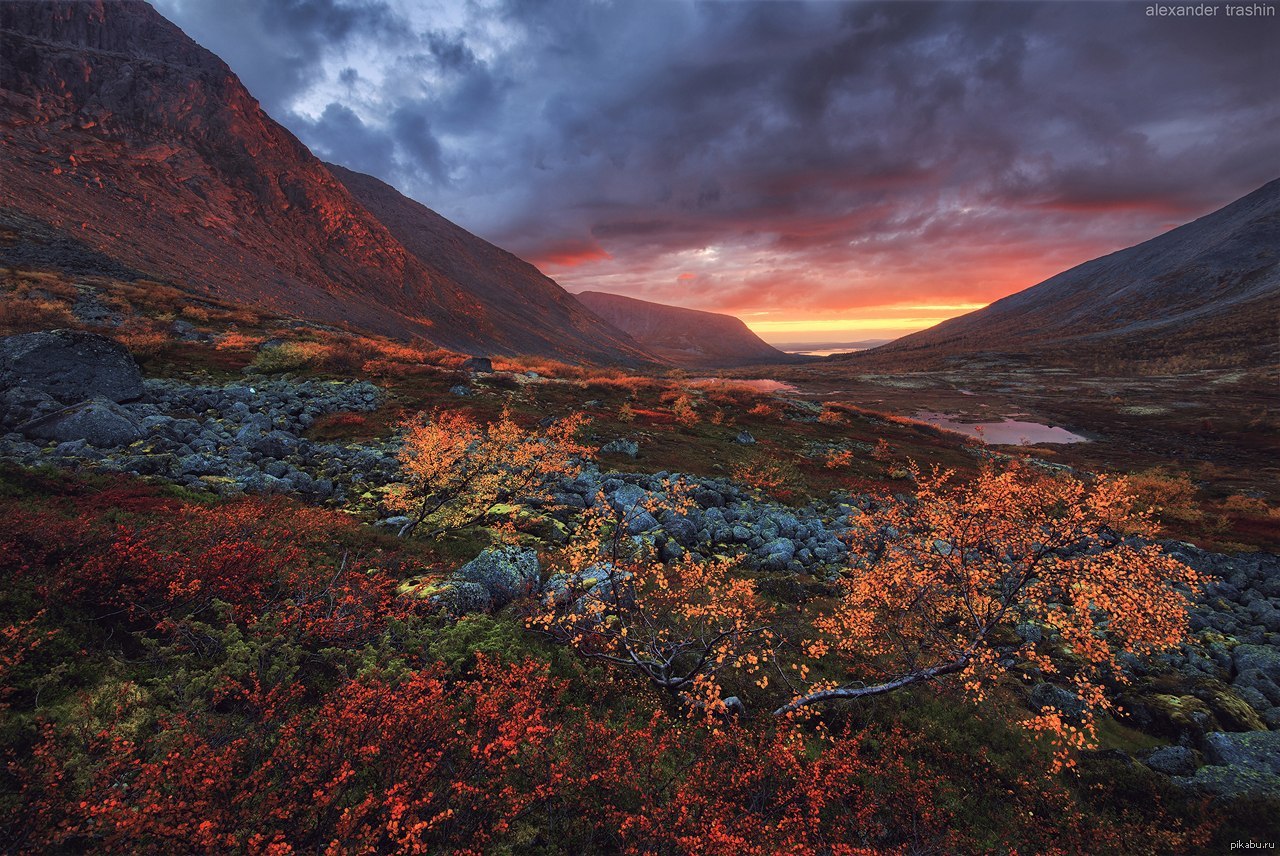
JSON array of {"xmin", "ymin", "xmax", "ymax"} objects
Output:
[
  {"xmin": 575, "ymin": 291, "xmax": 793, "ymax": 367},
  {"xmin": 0, "ymin": 1, "xmax": 651, "ymax": 364},
  {"xmin": 774, "ymin": 339, "xmax": 892, "ymax": 354},
  {"xmin": 859, "ymin": 179, "xmax": 1280, "ymax": 369}
]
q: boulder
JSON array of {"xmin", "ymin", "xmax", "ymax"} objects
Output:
[
  {"xmin": 758, "ymin": 537, "xmax": 797, "ymax": 571},
  {"xmin": 1233, "ymin": 644, "xmax": 1280, "ymax": 681},
  {"xmin": 0, "ymin": 330, "xmax": 142, "ymax": 404},
  {"xmin": 432, "ymin": 581, "xmax": 493, "ymax": 614},
  {"xmin": 1201, "ymin": 730, "xmax": 1280, "ymax": 776},
  {"xmin": 1176, "ymin": 765, "xmax": 1280, "ymax": 800},
  {"xmin": 249, "ymin": 429, "xmax": 299, "ymax": 459},
  {"xmin": 735, "ymin": 430, "xmax": 756, "ymax": 445},
  {"xmin": 600, "ymin": 438, "xmax": 639, "ymax": 458},
  {"xmin": 454, "ymin": 546, "xmax": 541, "ymax": 608},
  {"xmin": 1143, "ymin": 745, "xmax": 1197, "ymax": 777},
  {"xmin": 462, "ymin": 356, "xmax": 493, "ymax": 373},
  {"xmin": 1028, "ymin": 683, "xmax": 1089, "ymax": 726},
  {"xmin": 20, "ymin": 397, "xmax": 144, "ymax": 447}
]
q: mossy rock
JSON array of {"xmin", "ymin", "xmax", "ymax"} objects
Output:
[
  {"xmin": 1126, "ymin": 693, "xmax": 1219, "ymax": 740},
  {"xmin": 1178, "ymin": 765, "xmax": 1280, "ymax": 801},
  {"xmin": 397, "ymin": 577, "xmax": 445, "ymax": 598},
  {"xmin": 1203, "ymin": 688, "xmax": 1268, "ymax": 732}
]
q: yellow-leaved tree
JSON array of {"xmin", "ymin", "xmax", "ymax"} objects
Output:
[
  {"xmin": 386, "ymin": 408, "xmax": 589, "ymax": 537},
  {"xmin": 776, "ymin": 463, "xmax": 1202, "ymax": 768}
]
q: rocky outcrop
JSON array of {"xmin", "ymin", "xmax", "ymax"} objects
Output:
[
  {"xmin": 0, "ymin": 375, "xmax": 387, "ymax": 501},
  {"xmin": 21, "ymin": 397, "xmax": 144, "ymax": 447},
  {"xmin": 1175, "ymin": 731, "xmax": 1280, "ymax": 800},
  {"xmin": 0, "ymin": 330, "xmax": 142, "ymax": 405},
  {"xmin": 429, "ymin": 546, "xmax": 542, "ymax": 614}
]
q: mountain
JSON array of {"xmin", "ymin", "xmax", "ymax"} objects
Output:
[
  {"xmin": 575, "ymin": 291, "xmax": 793, "ymax": 367},
  {"xmin": 326, "ymin": 165, "xmax": 648, "ymax": 364},
  {"xmin": 0, "ymin": 0, "xmax": 650, "ymax": 364},
  {"xmin": 858, "ymin": 179, "xmax": 1280, "ymax": 369}
]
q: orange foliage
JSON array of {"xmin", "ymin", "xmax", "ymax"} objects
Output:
[
  {"xmin": 730, "ymin": 456, "xmax": 802, "ymax": 503},
  {"xmin": 818, "ymin": 406, "xmax": 845, "ymax": 425},
  {"xmin": 531, "ymin": 484, "xmax": 775, "ymax": 712},
  {"xmin": 782, "ymin": 463, "xmax": 1202, "ymax": 769},
  {"xmin": 387, "ymin": 408, "xmax": 590, "ymax": 537},
  {"xmin": 215, "ymin": 329, "xmax": 265, "ymax": 351},
  {"xmin": 671, "ymin": 393, "xmax": 700, "ymax": 426},
  {"xmin": 824, "ymin": 449, "xmax": 855, "ymax": 469}
]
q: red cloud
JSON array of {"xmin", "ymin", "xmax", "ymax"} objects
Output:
[{"xmin": 529, "ymin": 239, "xmax": 613, "ymax": 268}]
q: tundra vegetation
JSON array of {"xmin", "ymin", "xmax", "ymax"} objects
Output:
[{"xmin": 1, "ymin": 272, "xmax": 1278, "ymax": 852}]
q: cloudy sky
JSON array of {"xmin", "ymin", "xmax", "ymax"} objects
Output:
[{"xmin": 154, "ymin": 0, "xmax": 1280, "ymax": 343}]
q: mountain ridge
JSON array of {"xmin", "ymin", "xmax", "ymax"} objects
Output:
[
  {"xmin": 0, "ymin": 0, "xmax": 651, "ymax": 364},
  {"xmin": 575, "ymin": 290, "xmax": 795, "ymax": 368},
  {"xmin": 856, "ymin": 178, "xmax": 1280, "ymax": 369}
]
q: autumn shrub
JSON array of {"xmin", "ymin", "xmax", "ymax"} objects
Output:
[
  {"xmin": 532, "ymin": 485, "xmax": 776, "ymax": 712},
  {"xmin": 730, "ymin": 454, "xmax": 804, "ymax": 503},
  {"xmin": 780, "ymin": 463, "xmax": 1202, "ymax": 770},
  {"xmin": 818, "ymin": 405, "xmax": 845, "ymax": 424},
  {"xmin": 671, "ymin": 393, "xmax": 700, "ymax": 426},
  {"xmin": 250, "ymin": 341, "xmax": 331, "ymax": 373},
  {"xmin": 113, "ymin": 324, "xmax": 170, "ymax": 361},
  {"xmin": 1221, "ymin": 493, "xmax": 1278, "ymax": 518},
  {"xmin": 823, "ymin": 448, "xmax": 855, "ymax": 469},
  {"xmin": 0, "ymin": 295, "xmax": 74, "ymax": 332},
  {"xmin": 580, "ymin": 372, "xmax": 663, "ymax": 396},
  {"xmin": 1127, "ymin": 467, "xmax": 1205, "ymax": 525},
  {"xmin": 386, "ymin": 408, "xmax": 591, "ymax": 537}
]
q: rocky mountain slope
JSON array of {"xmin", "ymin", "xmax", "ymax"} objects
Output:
[
  {"xmin": 575, "ymin": 290, "xmax": 793, "ymax": 367},
  {"xmin": 859, "ymin": 178, "xmax": 1280, "ymax": 368},
  {"xmin": 329, "ymin": 166, "xmax": 650, "ymax": 365},
  {"xmin": 0, "ymin": 1, "xmax": 650, "ymax": 364}
]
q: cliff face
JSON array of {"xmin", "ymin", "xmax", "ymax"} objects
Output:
[
  {"xmin": 575, "ymin": 291, "xmax": 793, "ymax": 367},
  {"xmin": 0, "ymin": 1, "xmax": 650, "ymax": 364}
]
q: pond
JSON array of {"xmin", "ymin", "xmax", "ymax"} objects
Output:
[{"xmin": 915, "ymin": 411, "xmax": 1089, "ymax": 445}]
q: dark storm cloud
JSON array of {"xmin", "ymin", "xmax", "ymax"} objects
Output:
[{"xmin": 153, "ymin": 0, "xmax": 1280, "ymax": 330}]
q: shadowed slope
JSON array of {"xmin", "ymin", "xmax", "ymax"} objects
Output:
[
  {"xmin": 857, "ymin": 178, "xmax": 1280, "ymax": 369},
  {"xmin": 576, "ymin": 290, "xmax": 795, "ymax": 368}
]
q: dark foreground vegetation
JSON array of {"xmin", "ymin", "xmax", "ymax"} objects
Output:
[{"xmin": 2, "ymin": 267, "xmax": 1279, "ymax": 853}]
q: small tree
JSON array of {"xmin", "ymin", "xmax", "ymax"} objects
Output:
[
  {"xmin": 386, "ymin": 408, "xmax": 589, "ymax": 537},
  {"xmin": 530, "ymin": 484, "xmax": 775, "ymax": 715},
  {"xmin": 776, "ymin": 463, "xmax": 1202, "ymax": 766}
]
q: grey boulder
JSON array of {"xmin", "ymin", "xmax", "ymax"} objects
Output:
[
  {"xmin": 1201, "ymin": 730, "xmax": 1280, "ymax": 776},
  {"xmin": 1143, "ymin": 745, "xmax": 1197, "ymax": 777},
  {"xmin": 21, "ymin": 397, "xmax": 144, "ymax": 447},
  {"xmin": 454, "ymin": 546, "xmax": 541, "ymax": 608},
  {"xmin": 0, "ymin": 330, "xmax": 142, "ymax": 404}
]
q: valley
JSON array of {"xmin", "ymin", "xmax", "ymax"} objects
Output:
[{"xmin": 2, "ymin": 1, "xmax": 1278, "ymax": 852}]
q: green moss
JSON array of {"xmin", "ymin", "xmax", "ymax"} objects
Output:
[{"xmin": 1204, "ymin": 688, "xmax": 1268, "ymax": 732}]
